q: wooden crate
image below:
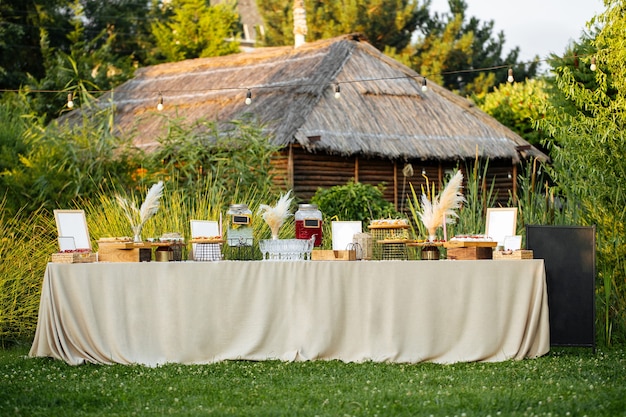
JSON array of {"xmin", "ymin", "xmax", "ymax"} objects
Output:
[
  {"xmin": 493, "ymin": 250, "xmax": 533, "ymax": 260},
  {"xmin": 51, "ymin": 252, "xmax": 97, "ymax": 263},
  {"xmin": 311, "ymin": 249, "xmax": 357, "ymax": 261},
  {"xmin": 97, "ymin": 241, "xmax": 148, "ymax": 262},
  {"xmin": 446, "ymin": 246, "xmax": 493, "ymax": 260}
]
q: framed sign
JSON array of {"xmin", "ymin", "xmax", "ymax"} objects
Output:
[
  {"xmin": 331, "ymin": 221, "xmax": 362, "ymax": 250},
  {"xmin": 485, "ymin": 207, "xmax": 517, "ymax": 247},
  {"xmin": 53, "ymin": 210, "xmax": 92, "ymax": 251},
  {"xmin": 190, "ymin": 220, "xmax": 219, "ymax": 238}
]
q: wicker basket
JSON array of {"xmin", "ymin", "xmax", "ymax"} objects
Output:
[{"xmin": 51, "ymin": 252, "xmax": 97, "ymax": 263}]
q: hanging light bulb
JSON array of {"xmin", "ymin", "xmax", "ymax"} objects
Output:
[
  {"xmin": 590, "ymin": 56, "xmax": 597, "ymax": 71},
  {"xmin": 334, "ymin": 83, "xmax": 341, "ymax": 99},
  {"xmin": 67, "ymin": 92, "xmax": 74, "ymax": 109},
  {"xmin": 421, "ymin": 77, "xmax": 428, "ymax": 92},
  {"xmin": 507, "ymin": 171, "xmax": 512, "ymax": 179},
  {"xmin": 507, "ymin": 68, "xmax": 514, "ymax": 83},
  {"xmin": 157, "ymin": 92, "xmax": 164, "ymax": 111},
  {"xmin": 245, "ymin": 89, "xmax": 252, "ymax": 105}
]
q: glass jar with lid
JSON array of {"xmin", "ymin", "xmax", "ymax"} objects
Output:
[
  {"xmin": 227, "ymin": 204, "xmax": 253, "ymax": 247},
  {"xmin": 295, "ymin": 204, "xmax": 323, "ymax": 246}
]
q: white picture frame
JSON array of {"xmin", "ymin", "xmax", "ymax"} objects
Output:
[
  {"xmin": 331, "ymin": 221, "xmax": 362, "ymax": 250},
  {"xmin": 53, "ymin": 209, "xmax": 92, "ymax": 251},
  {"xmin": 190, "ymin": 220, "xmax": 219, "ymax": 238},
  {"xmin": 485, "ymin": 208, "xmax": 518, "ymax": 248}
]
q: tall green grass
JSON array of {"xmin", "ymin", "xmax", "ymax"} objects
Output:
[{"xmin": 0, "ymin": 200, "xmax": 56, "ymax": 346}]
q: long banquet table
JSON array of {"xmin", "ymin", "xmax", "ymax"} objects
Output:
[{"xmin": 29, "ymin": 260, "xmax": 550, "ymax": 366}]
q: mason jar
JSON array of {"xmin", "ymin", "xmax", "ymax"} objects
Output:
[
  {"xmin": 227, "ymin": 204, "xmax": 253, "ymax": 247},
  {"xmin": 295, "ymin": 204, "xmax": 323, "ymax": 247}
]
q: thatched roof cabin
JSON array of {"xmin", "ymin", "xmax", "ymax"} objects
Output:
[{"xmin": 98, "ymin": 33, "xmax": 548, "ymax": 207}]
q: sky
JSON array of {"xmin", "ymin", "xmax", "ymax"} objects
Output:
[{"xmin": 428, "ymin": 0, "xmax": 606, "ymax": 66}]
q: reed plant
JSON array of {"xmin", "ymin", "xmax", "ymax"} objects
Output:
[{"xmin": 0, "ymin": 200, "xmax": 56, "ymax": 346}]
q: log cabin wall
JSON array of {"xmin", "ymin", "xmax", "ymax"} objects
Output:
[{"xmin": 271, "ymin": 145, "xmax": 517, "ymax": 209}]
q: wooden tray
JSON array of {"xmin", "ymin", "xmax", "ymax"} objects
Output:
[
  {"xmin": 406, "ymin": 241, "xmax": 445, "ymax": 247},
  {"xmin": 443, "ymin": 240, "xmax": 497, "ymax": 248},
  {"xmin": 311, "ymin": 249, "xmax": 356, "ymax": 261},
  {"xmin": 368, "ymin": 224, "xmax": 409, "ymax": 229},
  {"xmin": 189, "ymin": 238, "xmax": 225, "ymax": 244},
  {"xmin": 493, "ymin": 250, "xmax": 533, "ymax": 260}
]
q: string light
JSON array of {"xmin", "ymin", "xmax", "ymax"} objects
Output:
[
  {"xmin": 66, "ymin": 92, "xmax": 74, "ymax": 109},
  {"xmin": 0, "ymin": 50, "xmax": 604, "ymax": 102},
  {"xmin": 334, "ymin": 83, "xmax": 341, "ymax": 99},
  {"xmin": 157, "ymin": 92, "xmax": 164, "ymax": 111},
  {"xmin": 507, "ymin": 68, "xmax": 514, "ymax": 83}
]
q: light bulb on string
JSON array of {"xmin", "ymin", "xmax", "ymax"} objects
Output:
[
  {"xmin": 507, "ymin": 68, "xmax": 514, "ymax": 83},
  {"xmin": 334, "ymin": 83, "xmax": 341, "ymax": 99},
  {"xmin": 421, "ymin": 77, "xmax": 428, "ymax": 92},
  {"xmin": 157, "ymin": 92, "xmax": 164, "ymax": 111},
  {"xmin": 590, "ymin": 57, "xmax": 597, "ymax": 71},
  {"xmin": 67, "ymin": 92, "xmax": 74, "ymax": 109},
  {"xmin": 245, "ymin": 89, "xmax": 252, "ymax": 105}
]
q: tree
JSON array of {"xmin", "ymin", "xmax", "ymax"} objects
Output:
[
  {"xmin": 257, "ymin": 0, "xmax": 429, "ymax": 52},
  {"xmin": 79, "ymin": 0, "xmax": 156, "ymax": 68},
  {"xmin": 477, "ymin": 78, "xmax": 549, "ymax": 148},
  {"xmin": 25, "ymin": 2, "xmax": 136, "ymax": 121},
  {"xmin": 411, "ymin": 0, "xmax": 538, "ymax": 95},
  {"xmin": 150, "ymin": 0, "xmax": 241, "ymax": 62},
  {"xmin": 539, "ymin": 0, "xmax": 626, "ymax": 344},
  {"xmin": 0, "ymin": 0, "xmax": 74, "ymax": 89}
]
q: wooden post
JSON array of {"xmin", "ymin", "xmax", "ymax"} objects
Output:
[
  {"xmin": 393, "ymin": 161, "xmax": 398, "ymax": 210},
  {"xmin": 288, "ymin": 144, "xmax": 294, "ymax": 189}
]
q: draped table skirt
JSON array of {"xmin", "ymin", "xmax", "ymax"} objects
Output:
[{"xmin": 29, "ymin": 260, "xmax": 550, "ymax": 366}]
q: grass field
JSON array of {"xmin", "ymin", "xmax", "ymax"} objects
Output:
[{"xmin": 1, "ymin": 344, "xmax": 625, "ymax": 416}]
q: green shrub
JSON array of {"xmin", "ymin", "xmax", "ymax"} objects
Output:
[{"xmin": 311, "ymin": 181, "xmax": 400, "ymax": 229}]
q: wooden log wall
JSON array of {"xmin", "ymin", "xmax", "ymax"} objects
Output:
[{"xmin": 270, "ymin": 145, "xmax": 517, "ymax": 208}]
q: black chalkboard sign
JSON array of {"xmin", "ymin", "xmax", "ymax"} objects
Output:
[
  {"xmin": 304, "ymin": 219, "xmax": 321, "ymax": 228},
  {"xmin": 526, "ymin": 225, "xmax": 596, "ymax": 349},
  {"xmin": 232, "ymin": 215, "xmax": 250, "ymax": 225}
]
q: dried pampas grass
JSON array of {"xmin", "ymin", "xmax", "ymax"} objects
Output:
[
  {"xmin": 258, "ymin": 190, "xmax": 294, "ymax": 239},
  {"xmin": 116, "ymin": 181, "xmax": 164, "ymax": 241},
  {"xmin": 418, "ymin": 170, "xmax": 465, "ymax": 241}
]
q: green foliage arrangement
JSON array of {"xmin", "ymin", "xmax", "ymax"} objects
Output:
[{"xmin": 311, "ymin": 181, "xmax": 400, "ymax": 229}]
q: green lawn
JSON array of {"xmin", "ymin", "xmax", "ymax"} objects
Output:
[{"xmin": 1, "ymin": 345, "xmax": 625, "ymax": 416}]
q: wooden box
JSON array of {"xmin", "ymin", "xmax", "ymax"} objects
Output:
[
  {"xmin": 311, "ymin": 249, "xmax": 357, "ymax": 261},
  {"xmin": 493, "ymin": 250, "xmax": 533, "ymax": 260},
  {"xmin": 446, "ymin": 246, "xmax": 493, "ymax": 260},
  {"xmin": 97, "ymin": 241, "xmax": 148, "ymax": 262},
  {"xmin": 51, "ymin": 252, "xmax": 97, "ymax": 263}
]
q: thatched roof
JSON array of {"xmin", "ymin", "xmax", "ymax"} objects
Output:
[{"xmin": 99, "ymin": 33, "xmax": 547, "ymax": 163}]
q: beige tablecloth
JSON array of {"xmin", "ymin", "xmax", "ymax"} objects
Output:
[{"xmin": 29, "ymin": 260, "xmax": 549, "ymax": 366}]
